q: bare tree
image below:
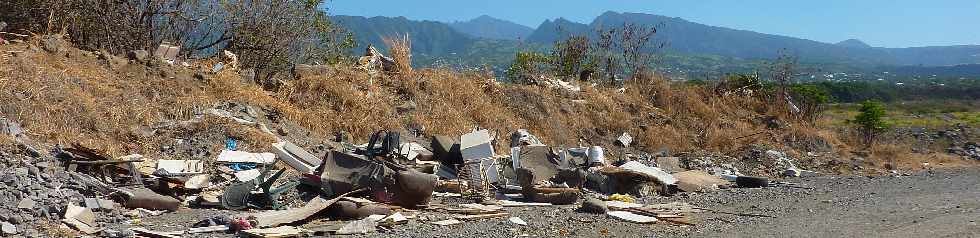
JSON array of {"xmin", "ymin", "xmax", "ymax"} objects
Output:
[
  {"xmin": 619, "ymin": 22, "xmax": 662, "ymax": 81},
  {"xmin": 2, "ymin": 0, "xmax": 352, "ymax": 82}
]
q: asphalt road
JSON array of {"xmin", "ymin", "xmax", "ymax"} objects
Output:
[
  {"xmin": 137, "ymin": 168, "xmax": 980, "ymax": 238},
  {"xmin": 358, "ymin": 168, "xmax": 980, "ymax": 238}
]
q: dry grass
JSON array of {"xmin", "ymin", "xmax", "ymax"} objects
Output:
[
  {"xmin": 0, "ymin": 37, "xmax": 972, "ymax": 172},
  {"xmin": 383, "ymin": 34, "xmax": 413, "ymax": 75}
]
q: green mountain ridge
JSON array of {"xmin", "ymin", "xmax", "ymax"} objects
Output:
[
  {"xmin": 449, "ymin": 15, "xmax": 534, "ymax": 40},
  {"xmin": 331, "ymin": 12, "xmax": 980, "ymax": 79}
]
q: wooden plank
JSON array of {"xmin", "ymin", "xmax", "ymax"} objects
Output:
[
  {"xmin": 242, "ymin": 226, "xmax": 310, "ymax": 238},
  {"xmin": 131, "ymin": 228, "xmax": 182, "ymax": 238},
  {"xmin": 187, "ymin": 225, "xmax": 228, "ymax": 233},
  {"xmin": 456, "ymin": 213, "xmax": 510, "ymax": 220}
]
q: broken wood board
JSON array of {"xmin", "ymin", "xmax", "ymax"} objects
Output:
[
  {"xmin": 497, "ymin": 200, "xmax": 552, "ymax": 207},
  {"xmin": 243, "ymin": 226, "xmax": 311, "ymax": 238},
  {"xmin": 607, "ymin": 211, "xmax": 658, "ymax": 224},
  {"xmin": 131, "ymin": 228, "xmax": 182, "ymax": 238},
  {"xmin": 187, "ymin": 225, "xmax": 228, "ymax": 233},
  {"xmin": 456, "ymin": 213, "xmax": 510, "ymax": 221},
  {"xmin": 459, "ymin": 203, "xmax": 503, "ymax": 212},
  {"xmin": 251, "ymin": 189, "xmax": 363, "ymax": 227},
  {"xmin": 431, "ymin": 219, "xmax": 463, "ymax": 226}
]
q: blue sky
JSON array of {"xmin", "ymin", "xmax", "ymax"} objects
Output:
[{"xmin": 326, "ymin": 0, "xmax": 980, "ymax": 48}]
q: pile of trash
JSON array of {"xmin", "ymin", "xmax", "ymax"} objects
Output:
[
  {"xmin": 948, "ymin": 142, "xmax": 980, "ymax": 160},
  {"xmin": 0, "ymin": 114, "xmax": 803, "ymax": 237}
]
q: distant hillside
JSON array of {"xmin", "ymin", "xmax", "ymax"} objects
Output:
[
  {"xmin": 526, "ymin": 18, "xmax": 592, "ymax": 43},
  {"xmin": 331, "ymin": 12, "xmax": 980, "ymax": 77},
  {"xmin": 449, "ymin": 15, "xmax": 534, "ymax": 40},
  {"xmin": 528, "ymin": 12, "xmax": 892, "ymax": 65},
  {"xmin": 526, "ymin": 11, "xmax": 980, "ymax": 67},
  {"xmin": 331, "ymin": 15, "xmax": 475, "ymax": 56},
  {"xmin": 836, "ymin": 39, "xmax": 873, "ymax": 48},
  {"xmin": 877, "ymin": 64, "xmax": 980, "ymax": 78},
  {"xmin": 881, "ymin": 45, "xmax": 980, "ymax": 66}
]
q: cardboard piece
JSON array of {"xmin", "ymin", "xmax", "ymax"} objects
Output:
[
  {"xmin": 217, "ymin": 150, "xmax": 276, "ymax": 164},
  {"xmin": 673, "ymin": 170, "xmax": 730, "ymax": 192},
  {"xmin": 156, "ymin": 160, "xmax": 204, "ymax": 175},
  {"xmin": 251, "ymin": 190, "xmax": 360, "ymax": 227}
]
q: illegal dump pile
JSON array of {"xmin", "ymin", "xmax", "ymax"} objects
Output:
[{"xmin": 1, "ymin": 113, "xmax": 801, "ymax": 237}]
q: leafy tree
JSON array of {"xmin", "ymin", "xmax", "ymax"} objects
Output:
[
  {"xmin": 790, "ymin": 84, "xmax": 831, "ymax": 122},
  {"xmin": 550, "ymin": 35, "xmax": 591, "ymax": 80},
  {"xmin": 505, "ymin": 51, "xmax": 551, "ymax": 84},
  {"xmin": 849, "ymin": 100, "xmax": 889, "ymax": 148},
  {"xmin": 2, "ymin": 0, "xmax": 353, "ymax": 86}
]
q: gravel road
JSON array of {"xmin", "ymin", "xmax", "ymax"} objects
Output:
[{"xmin": 137, "ymin": 168, "xmax": 980, "ymax": 238}]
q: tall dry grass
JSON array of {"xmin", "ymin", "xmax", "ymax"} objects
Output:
[{"xmin": 383, "ymin": 34, "xmax": 413, "ymax": 75}]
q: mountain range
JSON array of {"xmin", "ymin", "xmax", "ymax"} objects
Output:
[
  {"xmin": 449, "ymin": 15, "xmax": 534, "ymax": 40},
  {"xmin": 331, "ymin": 11, "xmax": 980, "ymax": 78}
]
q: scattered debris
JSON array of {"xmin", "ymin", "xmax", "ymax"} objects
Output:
[
  {"xmin": 335, "ymin": 218, "xmax": 377, "ymax": 235},
  {"xmin": 578, "ymin": 198, "xmax": 608, "ymax": 214},
  {"xmin": 154, "ymin": 41, "xmax": 181, "ymax": 64},
  {"xmin": 432, "ymin": 219, "xmax": 463, "ymax": 226},
  {"xmin": 617, "ymin": 132, "xmax": 633, "ymax": 147},
  {"xmin": 509, "ymin": 217, "xmax": 528, "ymax": 226},
  {"xmin": 656, "ymin": 157, "xmax": 684, "ymax": 173},
  {"xmin": 2, "ymin": 221, "xmax": 17, "ymax": 235},
  {"xmin": 63, "ymin": 204, "xmax": 100, "ymax": 234},
  {"xmin": 608, "ymin": 194, "xmax": 636, "ymax": 203}
]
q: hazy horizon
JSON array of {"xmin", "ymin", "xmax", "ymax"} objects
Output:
[{"xmin": 326, "ymin": 0, "xmax": 980, "ymax": 48}]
